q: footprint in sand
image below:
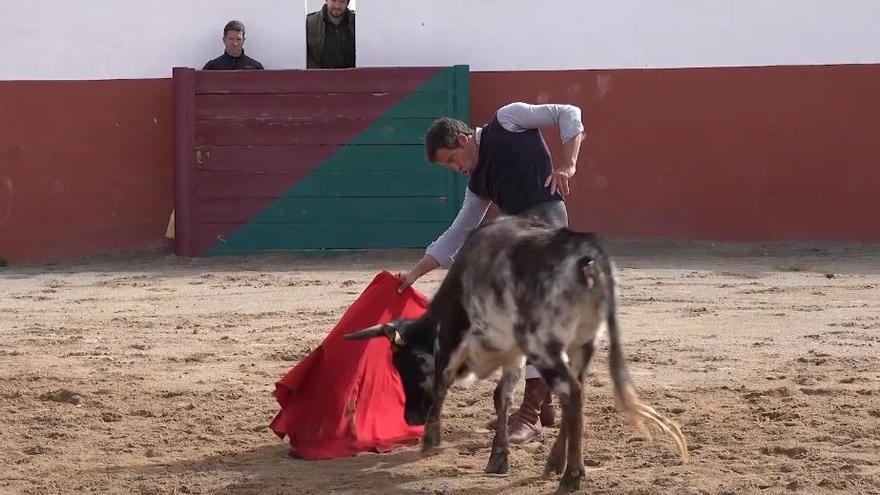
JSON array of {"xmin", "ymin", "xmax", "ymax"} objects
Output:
[
  {"xmin": 39, "ymin": 388, "xmax": 83, "ymax": 405},
  {"xmin": 760, "ymin": 445, "xmax": 809, "ymax": 459}
]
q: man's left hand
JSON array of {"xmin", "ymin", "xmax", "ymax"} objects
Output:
[{"xmin": 544, "ymin": 164, "xmax": 576, "ymax": 196}]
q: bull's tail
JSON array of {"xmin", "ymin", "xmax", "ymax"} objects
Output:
[{"xmin": 604, "ymin": 271, "xmax": 689, "ymax": 462}]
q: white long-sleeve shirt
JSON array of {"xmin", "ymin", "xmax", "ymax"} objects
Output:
[{"xmin": 425, "ymin": 102, "xmax": 585, "ymax": 268}]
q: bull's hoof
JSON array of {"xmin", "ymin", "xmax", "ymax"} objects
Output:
[
  {"xmin": 543, "ymin": 453, "xmax": 566, "ymax": 478},
  {"xmin": 555, "ymin": 469, "xmax": 583, "ymax": 494},
  {"xmin": 420, "ymin": 439, "xmax": 440, "ymax": 454},
  {"xmin": 421, "ymin": 423, "xmax": 441, "ymax": 452},
  {"xmin": 484, "ymin": 450, "xmax": 509, "ymax": 474}
]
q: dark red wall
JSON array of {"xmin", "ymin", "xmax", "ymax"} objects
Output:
[
  {"xmin": 471, "ymin": 65, "xmax": 880, "ymax": 242},
  {"xmin": 0, "ymin": 79, "xmax": 173, "ymax": 262},
  {"xmin": 2, "ymin": 64, "xmax": 879, "ymax": 263}
]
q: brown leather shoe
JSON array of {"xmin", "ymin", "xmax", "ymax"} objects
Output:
[
  {"xmin": 487, "ymin": 379, "xmax": 555, "ymax": 432},
  {"xmin": 507, "ymin": 378, "xmax": 550, "ymax": 444},
  {"xmin": 508, "ymin": 414, "xmax": 542, "ymax": 444}
]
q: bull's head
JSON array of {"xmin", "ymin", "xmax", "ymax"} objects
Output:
[{"xmin": 344, "ymin": 316, "xmax": 437, "ymax": 425}]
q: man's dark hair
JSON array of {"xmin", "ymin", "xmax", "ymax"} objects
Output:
[
  {"xmin": 223, "ymin": 20, "xmax": 246, "ymax": 37},
  {"xmin": 425, "ymin": 117, "xmax": 473, "ymax": 161}
]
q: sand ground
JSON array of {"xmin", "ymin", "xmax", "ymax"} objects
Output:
[{"xmin": 1, "ymin": 242, "xmax": 878, "ymax": 495}]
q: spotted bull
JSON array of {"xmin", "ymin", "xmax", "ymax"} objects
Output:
[{"xmin": 346, "ymin": 216, "xmax": 687, "ymax": 493}]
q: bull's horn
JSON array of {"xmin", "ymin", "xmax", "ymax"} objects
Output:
[{"xmin": 343, "ymin": 324, "xmax": 388, "ymax": 340}]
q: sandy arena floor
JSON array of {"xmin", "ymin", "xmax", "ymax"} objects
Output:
[{"xmin": 1, "ymin": 242, "xmax": 878, "ymax": 495}]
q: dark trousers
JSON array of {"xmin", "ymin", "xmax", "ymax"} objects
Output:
[
  {"xmin": 515, "ymin": 199, "xmax": 568, "ymax": 378},
  {"xmin": 517, "ymin": 200, "xmax": 569, "ymax": 228}
]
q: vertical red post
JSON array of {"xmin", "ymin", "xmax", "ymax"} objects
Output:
[{"xmin": 172, "ymin": 67, "xmax": 197, "ymax": 256}]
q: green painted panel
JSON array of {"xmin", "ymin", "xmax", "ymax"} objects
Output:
[
  {"xmin": 348, "ymin": 118, "xmax": 435, "ymax": 145},
  {"xmin": 452, "ymin": 65, "xmax": 471, "ymax": 206},
  {"xmin": 410, "ymin": 73, "xmax": 448, "ymax": 94},
  {"xmin": 202, "ymin": 197, "xmax": 452, "ymax": 223},
  {"xmin": 318, "ymin": 145, "xmax": 435, "ymax": 172},
  {"xmin": 377, "ymin": 92, "xmax": 448, "ymax": 117},
  {"xmin": 208, "ymin": 222, "xmax": 450, "ymax": 251},
  {"xmin": 285, "ymin": 169, "xmax": 450, "ymax": 197}
]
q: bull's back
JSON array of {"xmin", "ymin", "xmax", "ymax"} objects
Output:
[{"xmin": 455, "ymin": 216, "xmax": 613, "ymax": 346}]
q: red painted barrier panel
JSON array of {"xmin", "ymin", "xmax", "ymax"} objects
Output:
[
  {"xmin": 471, "ymin": 65, "xmax": 880, "ymax": 242},
  {"xmin": 0, "ymin": 79, "xmax": 173, "ymax": 262}
]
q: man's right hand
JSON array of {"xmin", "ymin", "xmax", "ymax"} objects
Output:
[
  {"xmin": 396, "ymin": 271, "xmax": 418, "ymax": 293},
  {"xmin": 395, "ymin": 255, "xmax": 440, "ymax": 293}
]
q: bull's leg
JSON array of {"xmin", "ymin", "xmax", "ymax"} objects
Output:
[
  {"xmin": 485, "ymin": 365, "xmax": 521, "ymax": 474},
  {"xmin": 421, "ymin": 382, "xmax": 448, "ymax": 451},
  {"xmin": 422, "ymin": 347, "xmax": 462, "ymax": 451},
  {"xmin": 422, "ymin": 381, "xmax": 449, "ymax": 451},
  {"xmin": 544, "ymin": 408, "xmax": 568, "ymax": 477},
  {"xmin": 572, "ymin": 341, "xmax": 595, "ymax": 385},
  {"xmin": 557, "ymin": 369, "xmax": 584, "ymax": 493},
  {"xmin": 543, "ymin": 341, "xmax": 595, "ymax": 478},
  {"xmin": 572, "ymin": 341, "xmax": 595, "ymax": 464},
  {"xmin": 559, "ymin": 341, "xmax": 595, "ymax": 492},
  {"xmin": 534, "ymin": 363, "xmax": 568, "ymax": 479},
  {"xmin": 535, "ymin": 359, "xmax": 585, "ymax": 493}
]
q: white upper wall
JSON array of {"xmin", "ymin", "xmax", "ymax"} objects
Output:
[
  {"xmin": 3, "ymin": 0, "xmax": 305, "ymax": 80},
  {"xmin": 2, "ymin": 0, "xmax": 878, "ymax": 80},
  {"xmin": 359, "ymin": 0, "xmax": 880, "ymax": 70}
]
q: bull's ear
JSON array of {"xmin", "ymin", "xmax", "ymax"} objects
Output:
[
  {"xmin": 384, "ymin": 320, "xmax": 408, "ymax": 347},
  {"xmin": 389, "ymin": 328, "xmax": 405, "ymax": 347}
]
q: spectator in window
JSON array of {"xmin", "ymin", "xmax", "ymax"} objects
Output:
[
  {"xmin": 204, "ymin": 20, "xmax": 264, "ymax": 70},
  {"xmin": 306, "ymin": 0, "xmax": 355, "ymax": 69}
]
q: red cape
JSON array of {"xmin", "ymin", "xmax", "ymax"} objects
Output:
[{"xmin": 269, "ymin": 271, "xmax": 427, "ymax": 459}]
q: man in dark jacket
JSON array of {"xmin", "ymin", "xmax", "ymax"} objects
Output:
[
  {"xmin": 396, "ymin": 102, "xmax": 587, "ymax": 445},
  {"xmin": 306, "ymin": 0, "xmax": 355, "ymax": 69},
  {"xmin": 204, "ymin": 20, "xmax": 264, "ymax": 70}
]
